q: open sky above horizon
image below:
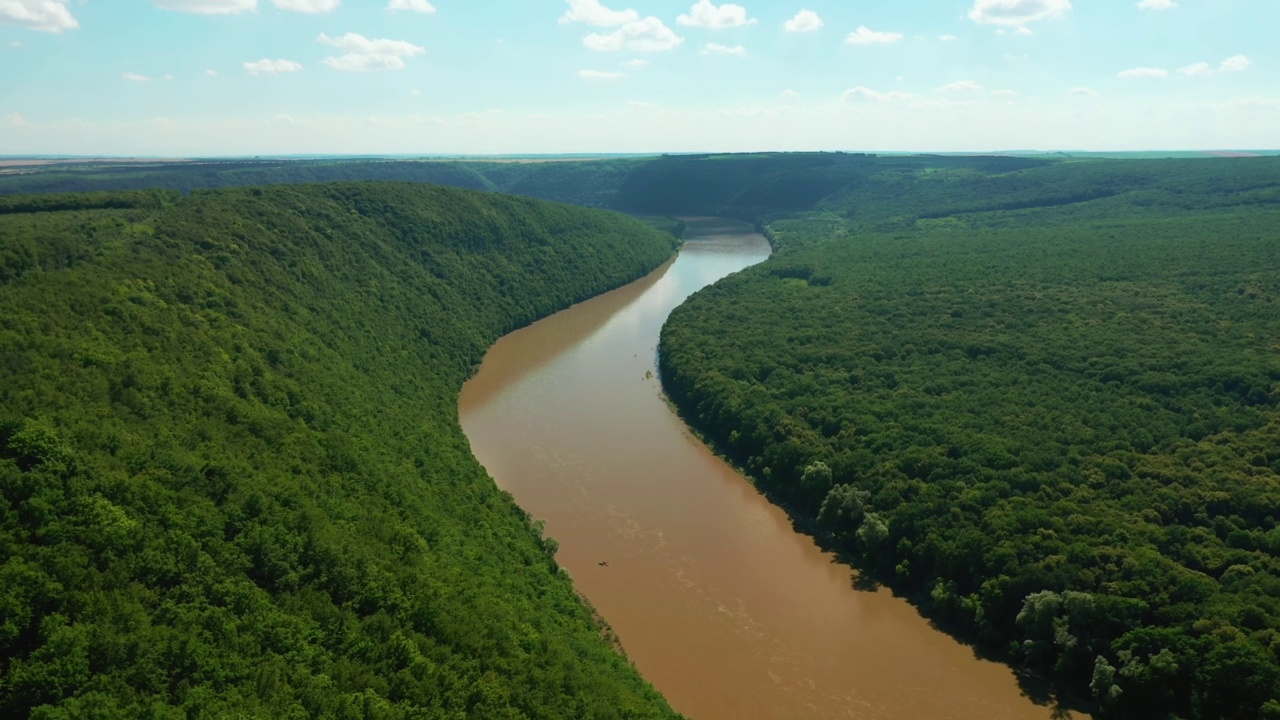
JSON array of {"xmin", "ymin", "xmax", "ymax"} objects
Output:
[{"xmin": 1, "ymin": 0, "xmax": 1276, "ymax": 156}]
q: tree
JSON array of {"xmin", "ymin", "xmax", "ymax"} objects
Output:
[
  {"xmin": 1090, "ymin": 655, "xmax": 1122, "ymax": 706},
  {"xmin": 818, "ymin": 483, "xmax": 869, "ymax": 535},
  {"xmin": 799, "ymin": 460, "xmax": 834, "ymax": 508}
]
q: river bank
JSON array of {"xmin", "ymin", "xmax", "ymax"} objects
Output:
[{"xmin": 460, "ymin": 217, "xmax": 1070, "ymax": 720}]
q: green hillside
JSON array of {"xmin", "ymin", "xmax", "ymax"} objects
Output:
[
  {"xmin": 658, "ymin": 156, "xmax": 1280, "ymax": 718},
  {"xmin": 6, "ymin": 153, "xmax": 1280, "ymax": 718},
  {"xmin": 0, "ymin": 159, "xmax": 644, "ymax": 210},
  {"xmin": 0, "ymin": 183, "xmax": 681, "ymax": 718},
  {"xmin": 0, "ymin": 154, "xmax": 1054, "ymax": 215}
]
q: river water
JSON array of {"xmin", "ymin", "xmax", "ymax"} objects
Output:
[{"xmin": 459, "ymin": 218, "xmax": 1076, "ymax": 720}]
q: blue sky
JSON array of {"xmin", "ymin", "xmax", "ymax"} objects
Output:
[{"xmin": 1, "ymin": 0, "xmax": 1276, "ymax": 155}]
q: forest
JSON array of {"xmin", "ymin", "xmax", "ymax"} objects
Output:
[
  {"xmin": 0, "ymin": 153, "xmax": 1059, "ymax": 215},
  {"xmin": 4, "ymin": 152, "xmax": 1280, "ymax": 718},
  {"xmin": 0, "ymin": 159, "xmax": 640, "ymax": 210},
  {"xmin": 0, "ymin": 183, "xmax": 682, "ymax": 718},
  {"xmin": 658, "ymin": 155, "xmax": 1280, "ymax": 719}
]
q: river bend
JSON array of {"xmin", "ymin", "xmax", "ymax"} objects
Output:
[{"xmin": 460, "ymin": 217, "xmax": 1073, "ymax": 720}]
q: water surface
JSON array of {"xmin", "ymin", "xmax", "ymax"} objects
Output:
[{"xmin": 460, "ymin": 217, "xmax": 1074, "ymax": 720}]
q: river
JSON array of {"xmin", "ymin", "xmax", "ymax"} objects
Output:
[{"xmin": 459, "ymin": 217, "xmax": 1077, "ymax": 720}]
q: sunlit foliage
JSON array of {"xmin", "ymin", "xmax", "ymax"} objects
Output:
[
  {"xmin": 0, "ymin": 183, "xmax": 681, "ymax": 718},
  {"xmin": 660, "ymin": 155, "xmax": 1280, "ymax": 718}
]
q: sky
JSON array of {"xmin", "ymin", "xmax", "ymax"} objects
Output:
[{"xmin": 0, "ymin": 0, "xmax": 1276, "ymax": 155}]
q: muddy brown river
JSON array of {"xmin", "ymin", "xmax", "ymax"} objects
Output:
[{"xmin": 460, "ymin": 218, "xmax": 1079, "ymax": 720}]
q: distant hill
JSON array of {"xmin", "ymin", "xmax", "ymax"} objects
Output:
[{"xmin": 0, "ymin": 152, "xmax": 1057, "ymax": 215}]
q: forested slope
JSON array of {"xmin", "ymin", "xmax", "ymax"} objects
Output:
[
  {"xmin": 8, "ymin": 153, "xmax": 1280, "ymax": 718},
  {"xmin": 659, "ymin": 157, "xmax": 1280, "ymax": 719},
  {"xmin": 0, "ymin": 159, "xmax": 641, "ymax": 209},
  {"xmin": 0, "ymin": 183, "xmax": 681, "ymax": 718},
  {"xmin": 0, "ymin": 154, "xmax": 1052, "ymax": 213}
]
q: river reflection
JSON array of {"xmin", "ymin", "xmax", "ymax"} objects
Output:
[{"xmin": 460, "ymin": 218, "xmax": 1077, "ymax": 720}]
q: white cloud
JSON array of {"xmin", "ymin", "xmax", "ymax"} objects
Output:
[
  {"xmin": 841, "ymin": 87, "xmax": 879, "ymax": 101},
  {"xmin": 1228, "ymin": 96, "xmax": 1280, "ymax": 111},
  {"xmin": 243, "ymin": 58, "xmax": 303, "ymax": 75},
  {"xmin": 991, "ymin": 89, "xmax": 1018, "ymax": 96},
  {"xmin": 677, "ymin": 0, "xmax": 757, "ymax": 29},
  {"xmin": 154, "ymin": 0, "xmax": 257, "ymax": 13},
  {"xmin": 844, "ymin": 90, "xmax": 979, "ymax": 110},
  {"xmin": 1175, "ymin": 55, "xmax": 1251, "ymax": 78},
  {"xmin": 162, "ymin": 73, "xmax": 175, "ymax": 80},
  {"xmin": 1117, "ymin": 67, "xmax": 1168, "ymax": 79},
  {"xmin": 0, "ymin": 0, "xmax": 78, "ymax": 32},
  {"xmin": 842, "ymin": 86, "xmax": 915, "ymax": 103},
  {"xmin": 559, "ymin": 0, "xmax": 637, "ymax": 26},
  {"xmin": 623, "ymin": 58, "xmax": 649, "ymax": 68},
  {"xmin": 578, "ymin": 69, "xmax": 627, "ymax": 80},
  {"xmin": 410, "ymin": 88, "xmax": 421, "ymax": 95},
  {"xmin": 583, "ymin": 17, "xmax": 682, "ymax": 52},
  {"xmin": 702, "ymin": 42, "xmax": 745, "ymax": 56},
  {"xmin": 387, "ymin": 0, "xmax": 435, "ymax": 12},
  {"xmin": 781, "ymin": 89, "xmax": 798, "ymax": 98},
  {"xmin": 318, "ymin": 32, "xmax": 425, "ymax": 71},
  {"xmin": 10, "ymin": 40, "xmax": 21, "ymax": 47},
  {"xmin": 1069, "ymin": 86, "xmax": 1099, "ymax": 97},
  {"xmin": 1014, "ymin": 25, "xmax": 1034, "ymax": 35},
  {"xmin": 1137, "ymin": 0, "xmax": 1177, "ymax": 9},
  {"xmin": 1219, "ymin": 54, "xmax": 1251, "ymax": 72},
  {"xmin": 123, "ymin": 72, "xmax": 150, "ymax": 82},
  {"xmin": 938, "ymin": 79, "xmax": 983, "ymax": 92},
  {"xmin": 4, "ymin": 112, "xmax": 28, "ymax": 127},
  {"xmin": 205, "ymin": 69, "xmax": 218, "ymax": 76},
  {"xmin": 968, "ymin": 0, "xmax": 1071, "ymax": 27},
  {"xmin": 845, "ymin": 26, "xmax": 903, "ymax": 45},
  {"xmin": 272, "ymin": 0, "xmax": 340, "ymax": 12},
  {"xmin": 625, "ymin": 100, "xmax": 656, "ymax": 109},
  {"xmin": 783, "ymin": 9, "xmax": 822, "ymax": 33},
  {"xmin": 939, "ymin": 34, "xmax": 957, "ymax": 41}
]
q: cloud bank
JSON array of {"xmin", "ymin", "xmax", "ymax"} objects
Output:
[
  {"xmin": 583, "ymin": 17, "xmax": 683, "ymax": 52},
  {"xmin": 243, "ymin": 58, "xmax": 304, "ymax": 75},
  {"xmin": 1, "ymin": 0, "xmax": 78, "ymax": 31},
  {"xmin": 677, "ymin": 0, "xmax": 756, "ymax": 29},
  {"xmin": 845, "ymin": 26, "xmax": 903, "ymax": 45},
  {"xmin": 968, "ymin": 0, "xmax": 1072, "ymax": 27},
  {"xmin": 783, "ymin": 10, "xmax": 822, "ymax": 33},
  {"xmin": 318, "ymin": 32, "xmax": 425, "ymax": 71}
]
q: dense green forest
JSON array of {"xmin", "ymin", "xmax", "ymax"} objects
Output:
[
  {"xmin": 6, "ymin": 152, "xmax": 1280, "ymax": 718},
  {"xmin": 0, "ymin": 154, "xmax": 1055, "ymax": 214},
  {"xmin": 0, "ymin": 183, "xmax": 682, "ymax": 718},
  {"xmin": 658, "ymin": 155, "xmax": 1280, "ymax": 718},
  {"xmin": 0, "ymin": 159, "xmax": 641, "ymax": 209}
]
